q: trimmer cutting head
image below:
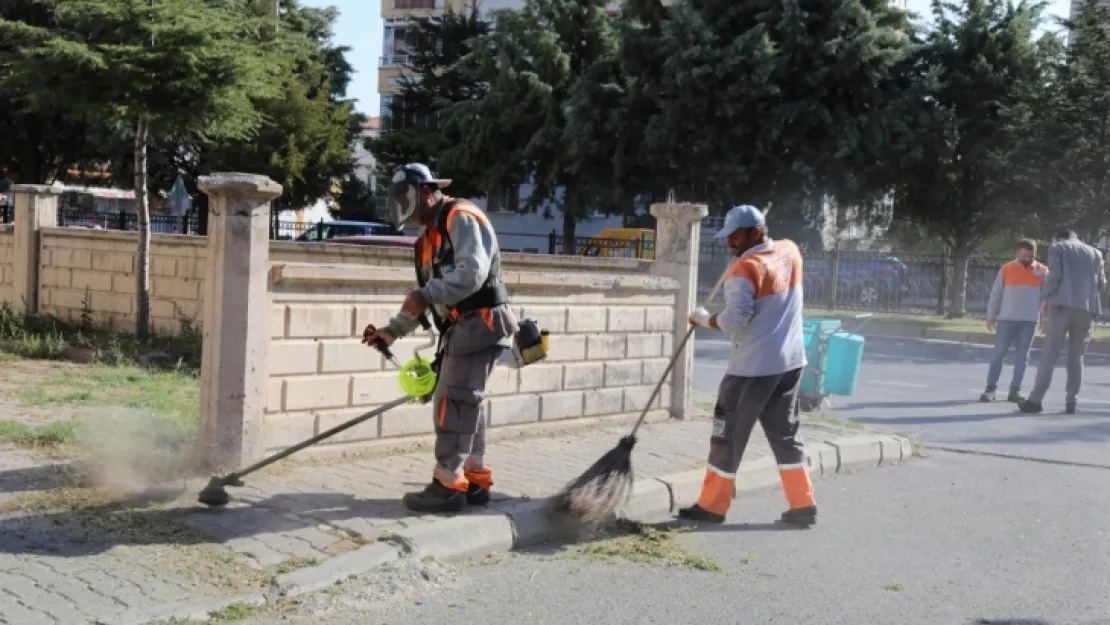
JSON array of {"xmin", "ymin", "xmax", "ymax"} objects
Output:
[{"xmin": 197, "ymin": 476, "xmax": 231, "ymax": 508}]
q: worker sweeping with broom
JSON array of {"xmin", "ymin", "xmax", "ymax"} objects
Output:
[
  {"xmin": 683, "ymin": 204, "xmax": 817, "ymax": 527},
  {"xmin": 363, "ymin": 163, "xmax": 519, "ymax": 514}
]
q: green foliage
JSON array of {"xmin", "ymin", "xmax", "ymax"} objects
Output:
[
  {"xmin": 1012, "ymin": 0, "xmax": 1110, "ymax": 240},
  {"xmin": 0, "ymin": 0, "xmax": 282, "ymax": 141},
  {"xmin": 444, "ymin": 0, "xmax": 624, "ymax": 247},
  {"xmin": 617, "ymin": 0, "xmax": 919, "ymax": 233},
  {"xmin": 331, "ymin": 174, "xmax": 383, "ymax": 222},
  {"xmin": 893, "ymin": 0, "xmax": 1056, "ymax": 315},
  {"xmin": 366, "ymin": 9, "xmax": 491, "ymax": 200}
]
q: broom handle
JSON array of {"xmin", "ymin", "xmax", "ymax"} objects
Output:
[{"xmin": 629, "ymin": 258, "xmax": 735, "ymax": 437}]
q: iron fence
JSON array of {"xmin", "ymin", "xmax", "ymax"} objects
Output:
[
  {"xmin": 547, "ymin": 232, "xmax": 655, "ymax": 258},
  {"xmin": 0, "ymin": 200, "xmax": 11, "ymax": 224},
  {"xmin": 696, "ymin": 243, "xmax": 1070, "ymax": 318},
  {"xmin": 57, "ymin": 208, "xmax": 201, "ymax": 236}
]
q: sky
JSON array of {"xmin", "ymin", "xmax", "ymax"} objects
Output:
[
  {"xmin": 302, "ymin": 0, "xmax": 383, "ymax": 117},
  {"xmin": 305, "ymin": 0, "xmax": 1074, "ymax": 120}
]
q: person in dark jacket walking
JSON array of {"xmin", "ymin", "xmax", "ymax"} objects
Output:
[{"xmin": 1018, "ymin": 230, "xmax": 1106, "ymax": 414}]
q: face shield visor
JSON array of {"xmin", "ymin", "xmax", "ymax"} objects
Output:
[{"xmin": 388, "ymin": 170, "xmax": 419, "ymax": 230}]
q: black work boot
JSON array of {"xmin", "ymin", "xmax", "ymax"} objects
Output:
[
  {"xmin": 466, "ymin": 482, "xmax": 491, "ymax": 507},
  {"xmin": 1065, "ymin": 401, "xmax": 1077, "ymax": 415},
  {"xmin": 1017, "ymin": 399, "xmax": 1043, "ymax": 414},
  {"xmin": 402, "ymin": 480, "xmax": 467, "ymax": 514},
  {"xmin": 979, "ymin": 387, "xmax": 996, "ymax": 402},
  {"xmin": 780, "ymin": 505, "xmax": 818, "ymax": 528},
  {"xmin": 1007, "ymin": 389, "xmax": 1025, "ymax": 403},
  {"xmin": 677, "ymin": 504, "xmax": 725, "ymax": 524}
]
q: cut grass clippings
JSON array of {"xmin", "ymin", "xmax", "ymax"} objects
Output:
[{"xmin": 554, "ymin": 519, "xmax": 722, "ymax": 572}]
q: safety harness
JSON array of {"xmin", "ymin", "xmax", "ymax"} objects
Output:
[{"xmin": 413, "ymin": 198, "xmax": 511, "ymax": 371}]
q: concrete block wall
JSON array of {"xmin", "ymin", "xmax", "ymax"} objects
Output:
[
  {"xmin": 261, "ymin": 262, "xmax": 680, "ymax": 454},
  {"xmin": 0, "ymin": 226, "xmax": 13, "ymax": 307},
  {"xmin": 37, "ymin": 229, "xmax": 207, "ymax": 334}
]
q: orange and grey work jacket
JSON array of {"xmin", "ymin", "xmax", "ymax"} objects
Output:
[
  {"xmin": 716, "ymin": 238, "xmax": 808, "ymax": 378},
  {"xmin": 987, "ymin": 260, "xmax": 1046, "ymax": 323},
  {"xmin": 385, "ymin": 198, "xmax": 517, "ymax": 355}
]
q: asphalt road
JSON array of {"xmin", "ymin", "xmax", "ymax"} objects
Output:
[
  {"xmin": 254, "ymin": 450, "xmax": 1110, "ymax": 625},
  {"xmin": 692, "ymin": 331, "xmax": 1110, "ymax": 467},
  {"xmin": 242, "ymin": 331, "xmax": 1110, "ymax": 624}
]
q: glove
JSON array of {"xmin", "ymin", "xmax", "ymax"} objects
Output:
[{"xmin": 688, "ymin": 307, "xmax": 712, "ymax": 328}]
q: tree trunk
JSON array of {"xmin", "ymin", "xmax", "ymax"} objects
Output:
[
  {"xmin": 134, "ymin": 116, "xmax": 152, "ymax": 344},
  {"xmin": 562, "ymin": 208, "xmax": 577, "ymax": 255},
  {"xmin": 947, "ymin": 245, "xmax": 971, "ymax": 319}
]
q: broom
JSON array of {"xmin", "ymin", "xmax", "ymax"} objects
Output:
[{"xmin": 551, "ymin": 258, "xmax": 736, "ymax": 524}]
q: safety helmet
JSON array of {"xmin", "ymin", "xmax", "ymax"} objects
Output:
[{"xmin": 388, "ymin": 163, "xmax": 452, "ymax": 229}]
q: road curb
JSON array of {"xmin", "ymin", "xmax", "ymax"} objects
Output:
[
  {"xmin": 116, "ymin": 433, "xmax": 914, "ymax": 624},
  {"xmin": 856, "ymin": 322, "xmax": 1110, "ymax": 355}
]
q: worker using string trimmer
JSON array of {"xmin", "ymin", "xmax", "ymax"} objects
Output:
[
  {"xmin": 363, "ymin": 163, "xmax": 519, "ymax": 514},
  {"xmin": 684, "ymin": 204, "xmax": 818, "ymax": 527}
]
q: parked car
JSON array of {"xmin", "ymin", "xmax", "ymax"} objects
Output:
[
  {"xmin": 803, "ymin": 253, "xmax": 910, "ymax": 307},
  {"xmin": 294, "ymin": 220, "xmax": 402, "ymax": 242},
  {"xmin": 326, "ymin": 234, "xmax": 417, "ymax": 248}
]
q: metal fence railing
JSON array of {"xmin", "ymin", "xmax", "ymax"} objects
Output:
[
  {"xmin": 699, "ymin": 243, "xmax": 1110, "ymax": 320},
  {"xmin": 56, "ymin": 209, "xmax": 202, "ymax": 236},
  {"xmin": 0, "ymin": 199, "xmax": 11, "ymax": 224},
  {"xmin": 547, "ymin": 233, "xmax": 656, "ymax": 258}
]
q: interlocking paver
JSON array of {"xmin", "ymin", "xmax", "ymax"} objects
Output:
[{"xmin": 0, "ymin": 411, "xmax": 867, "ymax": 624}]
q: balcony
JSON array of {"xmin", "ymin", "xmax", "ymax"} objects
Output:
[
  {"xmin": 393, "ymin": 0, "xmax": 442, "ymax": 9},
  {"xmin": 379, "ymin": 54, "xmax": 411, "ymax": 67}
]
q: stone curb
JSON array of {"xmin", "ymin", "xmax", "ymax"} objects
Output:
[
  {"xmin": 99, "ymin": 432, "xmax": 913, "ymax": 624},
  {"xmin": 856, "ymin": 321, "xmax": 1110, "ymax": 355}
]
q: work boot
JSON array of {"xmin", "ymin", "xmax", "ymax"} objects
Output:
[
  {"xmin": 401, "ymin": 480, "xmax": 467, "ymax": 514},
  {"xmin": 1017, "ymin": 399, "xmax": 1043, "ymax": 414},
  {"xmin": 780, "ymin": 505, "xmax": 817, "ymax": 528},
  {"xmin": 979, "ymin": 387, "xmax": 996, "ymax": 402},
  {"xmin": 677, "ymin": 504, "xmax": 725, "ymax": 524},
  {"xmin": 1007, "ymin": 389, "xmax": 1025, "ymax": 403},
  {"xmin": 1065, "ymin": 401, "xmax": 1077, "ymax": 415},
  {"xmin": 466, "ymin": 483, "xmax": 491, "ymax": 507}
]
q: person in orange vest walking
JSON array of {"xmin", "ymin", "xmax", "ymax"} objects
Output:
[
  {"xmin": 684, "ymin": 204, "xmax": 816, "ymax": 527},
  {"xmin": 980, "ymin": 239, "xmax": 1047, "ymax": 403}
]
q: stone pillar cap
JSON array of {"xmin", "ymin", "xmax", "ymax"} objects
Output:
[
  {"xmin": 11, "ymin": 183, "xmax": 64, "ymax": 195},
  {"xmin": 650, "ymin": 203, "xmax": 709, "ymax": 221},
  {"xmin": 198, "ymin": 173, "xmax": 282, "ymax": 199}
]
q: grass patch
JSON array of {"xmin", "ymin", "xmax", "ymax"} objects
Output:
[
  {"xmin": 0, "ymin": 420, "xmax": 79, "ymax": 447},
  {"xmin": 555, "ymin": 520, "xmax": 722, "ymax": 572},
  {"xmin": 0, "ymin": 303, "xmax": 202, "ymax": 368},
  {"xmin": 884, "ymin": 581, "xmax": 905, "ymax": 591},
  {"xmin": 17, "ymin": 365, "xmax": 200, "ymax": 446},
  {"xmin": 209, "ymin": 602, "xmax": 266, "ymax": 622},
  {"xmin": 268, "ymin": 556, "xmax": 321, "ymax": 577}
]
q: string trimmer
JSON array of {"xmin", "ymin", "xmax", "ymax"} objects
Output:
[{"xmin": 197, "ymin": 327, "xmax": 438, "ymax": 508}]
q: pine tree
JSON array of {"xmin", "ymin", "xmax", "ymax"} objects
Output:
[
  {"xmin": 618, "ymin": 0, "xmax": 919, "ymax": 237},
  {"xmin": 442, "ymin": 0, "xmax": 622, "ymax": 251},
  {"xmin": 893, "ymin": 0, "xmax": 1056, "ymax": 317},
  {"xmin": 366, "ymin": 9, "xmax": 491, "ymax": 200}
]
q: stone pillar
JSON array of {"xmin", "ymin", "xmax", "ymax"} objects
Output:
[
  {"xmin": 197, "ymin": 173, "xmax": 282, "ymax": 471},
  {"xmin": 11, "ymin": 184, "xmax": 61, "ymax": 314},
  {"xmin": 650, "ymin": 202, "xmax": 708, "ymax": 420}
]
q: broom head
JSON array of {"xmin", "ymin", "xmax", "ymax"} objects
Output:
[{"xmin": 551, "ymin": 434, "xmax": 638, "ymax": 524}]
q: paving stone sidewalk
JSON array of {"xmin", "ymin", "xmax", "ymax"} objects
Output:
[{"xmin": 0, "ymin": 415, "xmax": 868, "ymax": 624}]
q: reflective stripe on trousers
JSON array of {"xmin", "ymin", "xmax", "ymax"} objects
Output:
[{"xmin": 696, "ymin": 367, "xmax": 815, "ymax": 516}]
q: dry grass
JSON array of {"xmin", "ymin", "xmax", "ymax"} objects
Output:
[{"xmin": 549, "ymin": 519, "xmax": 722, "ymax": 572}]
